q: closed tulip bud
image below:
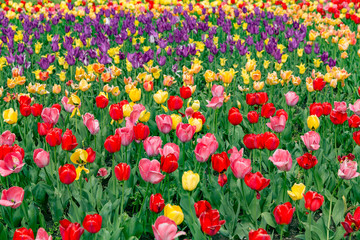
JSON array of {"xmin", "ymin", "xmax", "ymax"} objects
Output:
[
  {"xmin": 31, "ymin": 103, "xmax": 43, "ymax": 117},
  {"xmin": 171, "ymin": 114, "xmax": 182, "ymax": 130},
  {"xmin": 194, "ymin": 200, "xmax": 212, "ymax": 218},
  {"xmin": 83, "ymin": 214, "xmax": 102, "ymax": 233},
  {"xmin": 182, "ymin": 170, "xmax": 200, "ymax": 191},
  {"xmin": 133, "ymin": 123, "xmax": 150, "ymax": 141},
  {"xmin": 3, "ymin": 108, "xmax": 18, "ymax": 124},
  {"xmin": 59, "ymin": 164, "xmax": 77, "ymax": 184},
  {"xmin": 37, "ymin": 122, "xmax": 53, "ymax": 136},
  {"xmin": 95, "ymin": 93, "xmax": 109, "ymax": 109},
  {"xmin": 109, "ymin": 104, "xmax": 123, "ymax": 121},
  {"xmin": 153, "ymin": 90, "xmax": 168, "ymax": 104},
  {"xmin": 179, "ymin": 86, "xmax": 192, "ymax": 99},
  {"xmin": 249, "ymin": 228, "xmax": 271, "ymax": 240},
  {"xmin": 247, "ymin": 111, "xmax": 259, "ymax": 124},
  {"xmin": 287, "ymin": 183, "xmax": 306, "ymax": 201},
  {"xmin": 20, "ymin": 104, "xmax": 31, "ymax": 117},
  {"xmin": 188, "ymin": 117, "xmax": 203, "ymax": 133},
  {"xmin": 307, "ymin": 115, "xmax": 320, "ymax": 131},
  {"xmin": 149, "ymin": 193, "xmax": 165, "ymax": 213},
  {"xmin": 114, "ymin": 163, "xmax": 131, "ymax": 181},
  {"xmin": 45, "ymin": 128, "xmax": 63, "ymax": 147},
  {"xmin": 304, "ymin": 191, "xmax": 324, "ymax": 212},
  {"xmin": 129, "ymin": 88, "xmax": 141, "ymax": 102},
  {"xmin": 53, "ymin": 84, "xmax": 61, "ymax": 94},
  {"xmin": 167, "ymin": 96, "xmax": 184, "ymax": 111},
  {"xmin": 228, "ymin": 107, "xmax": 243, "ymax": 126},
  {"xmin": 61, "ymin": 129, "xmax": 78, "ymax": 151},
  {"xmin": 33, "ymin": 148, "xmax": 50, "ymax": 168},
  {"xmin": 104, "ymin": 134, "xmax": 121, "ymax": 153},
  {"xmin": 86, "ymin": 147, "xmax": 96, "ymax": 163},
  {"xmin": 164, "ymin": 204, "xmax": 184, "ymax": 225},
  {"xmin": 156, "ymin": 114, "xmax": 173, "ymax": 134},
  {"xmin": 273, "ymin": 202, "xmax": 295, "ymax": 225},
  {"xmin": 199, "ymin": 209, "xmax": 226, "ymax": 236}
]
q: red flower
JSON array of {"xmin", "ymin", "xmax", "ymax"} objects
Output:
[
  {"xmin": 341, "ymin": 207, "xmax": 360, "ymax": 236},
  {"xmin": 58, "ymin": 164, "xmax": 77, "ymax": 185},
  {"xmin": 86, "ymin": 147, "xmax": 96, "ymax": 163},
  {"xmin": 353, "ymin": 131, "xmax": 360, "ymax": 145},
  {"xmin": 83, "ymin": 214, "xmax": 102, "ymax": 233},
  {"xmin": 31, "ymin": 103, "xmax": 43, "ymax": 117},
  {"xmin": 20, "ymin": 104, "xmax": 31, "ymax": 117},
  {"xmin": 167, "ymin": 96, "xmax": 183, "ymax": 111},
  {"xmin": 217, "ymin": 173, "xmax": 228, "ymax": 187},
  {"xmin": 263, "ymin": 132, "xmax": 279, "ymax": 151},
  {"xmin": 96, "ymin": 95, "xmax": 109, "ymax": 108},
  {"xmin": 0, "ymin": 145, "xmax": 12, "ymax": 160},
  {"xmin": 199, "ymin": 209, "xmax": 226, "ymax": 236},
  {"xmin": 304, "ymin": 191, "xmax": 324, "ymax": 211},
  {"xmin": 248, "ymin": 228, "xmax": 271, "ymax": 240},
  {"xmin": 309, "ymin": 103, "xmax": 323, "ymax": 117},
  {"xmin": 149, "ymin": 193, "xmax": 165, "ymax": 213},
  {"xmin": 243, "ymin": 134, "xmax": 256, "ymax": 149},
  {"xmin": 52, "ymin": 104, "xmax": 62, "ymax": 113},
  {"xmin": 255, "ymin": 92, "xmax": 268, "ymax": 105},
  {"xmin": 192, "ymin": 111, "xmax": 206, "ymax": 124},
  {"xmin": 273, "ymin": 202, "xmax": 295, "ymax": 225},
  {"xmin": 330, "ymin": 110, "xmax": 347, "ymax": 125},
  {"xmin": 261, "ymin": 103, "xmax": 276, "ymax": 118},
  {"xmin": 12, "ymin": 144, "xmax": 25, "ymax": 159},
  {"xmin": 322, "ymin": 102, "xmax": 332, "ymax": 115},
  {"xmin": 211, "ymin": 152, "xmax": 230, "ymax": 173},
  {"xmin": 104, "ymin": 134, "xmax": 121, "ymax": 153},
  {"xmin": 348, "ymin": 115, "xmax": 360, "ymax": 128},
  {"xmin": 244, "ymin": 172, "xmax": 270, "ymax": 199},
  {"xmin": 297, "ymin": 152, "xmax": 318, "ymax": 170},
  {"xmin": 109, "ymin": 103, "xmax": 123, "ymax": 121},
  {"xmin": 247, "ymin": 111, "xmax": 259, "ymax": 124},
  {"xmin": 160, "ymin": 153, "xmax": 178, "ymax": 173},
  {"xmin": 45, "ymin": 128, "xmax": 62, "ymax": 147},
  {"xmin": 61, "ymin": 129, "xmax": 78, "ymax": 151},
  {"xmin": 276, "ymin": 109, "xmax": 288, "ymax": 120},
  {"xmin": 133, "ymin": 123, "xmax": 150, "ymax": 141},
  {"xmin": 59, "ymin": 219, "xmax": 84, "ymax": 240},
  {"xmin": 228, "ymin": 107, "xmax": 243, "ymax": 125},
  {"xmin": 313, "ymin": 77, "xmax": 326, "ymax": 91},
  {"xmin": 37, "ymin": 122, "xmax": 53, "ymax": 136},
  {"xmin": 114, "ymin": 163, "xmax": 131, "ymax": 181},
  {"xmin": 179, "ymin": 86, "xmax": 192, "ymax": 99},
  {"xmin": 246, "ymin": 93, "xmax": 256, "ymax": 106},
  {"xmin": 194, "ymin": 200, "xmax": 212, "ymax": 218},
  {"xmin": 13, "ymin": 227, "xmax": 34, "ymax": 240},
  {"xmin": 18, "ymin": 95, "xmax": 31, "ymax": 105}
]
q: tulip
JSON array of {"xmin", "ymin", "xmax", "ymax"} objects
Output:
[
  {"xmin": 179, "ymin": 86, "xmax": 192, "ymax": 99},
  {"xmin": 95, "ymin": 94, "xmax": 109, "ymax": 109},
  {"xmin": 159, "ymin": 143, "xmax": 180, "ymax": 160},
  {"xmin": 322, "ymin": 102, "xmax": 332, "ymax": 115},
  {"xmin": 273, "ymin": 202, "xmax": 295, "ymax": 225},
  {"xmin": 206, "ymin": 96, "xmax": 224, "ymax": 109},
  {"xmin": 52, "ymin": 104, "xmax": 61, "ymax": 114},
  {"xmin": 310, "ymin": 103, "xmax": 323, "ymax": 117},
  {"xmin": 58, "ymin": 164, "xmax": 77, "ymax": 185},
  {"xmin": 143, "ymin": 136, "xmax": 162, "ymax": 157},
  {"xmin": 353, "ymin": 131, "xmax": 360, "ymax": 145},
  {"xmin": 301, "ymin": 131, "xmax": 320, "ymax": 151},
  {"xmin": 160, "ymin": 153, "xmax": 178, "ymax": 173},
  {"xmin": 83, "ymin": 214, "xmax": 102, "ymax": 233},
  {"xmin": 304, "ymin": 191, "xmax": 324, "ymax": 211},
  {"xmin": 153, "ymin": 90, "xmax": 168, "ymax": 104},
  {"xmin": 33, "ymin": 148, "xmax": 50, "ymax": 168},
  {"xmin": 198, "ymin": 133, "xmax": 218, "ymax": 154},
  {"xmin": 41, "ymin": 107, "xmax": 60, "ymax": 125},
  {"xmin": 104, "ymin": 134, "xmax": 121, "ymax": 153},
  {"xmin": 349, "ymin": 99, "xmax": 360, "ymax": 116},
  {"xmin": 248, "ymin": 228, "xmax": 271, "ymax": 240},
  {"xmin": 61, "ymin": 129, "xmax": 78, "ymax": 151},
  {"xmin": 247, "ymin": 111, "xmax": 259, "ymax": 124},
  {"xmin": 211, "ymin": 152, "xmax": 230, "ymax": 173},
  {"xmin": 115, "ymin": 124, "xmax": 135, "ymax": 147},
  {"xmin": 276, "ymin": 109, "xmax": 288, "ymax": 121},
  {"xmin": 97, "ymin": 168, "xmax": 108, "ymax": 177},
  {"xmin": 0, "ymin": 152, "xmax": 25, "ymax": 177},
  {"xmin": 284, "ymin": 91, "xmax": 299, "ymax": 106},
  {"xmin": 31, "ymin": 103, "xmax": 43, "ymax": 117},
  {"xmin": 0, "ymin": 145, "xmax": 11, "ymax": 161},
  {"xmin": 129, "ymin": 88, "xmax": 141, "ymax": 102},
  {"xmin": 348, "ymin": 115, "xmax": 360, "ymax": 128},
  {"xmin": 307, "ymin": 115, "xmax": 320, "ymax": 131},
  {"xmin": 244, "ymin": 172, "xmax": 270, "ymax": 199},
  {"xmin": 194, "ymin": 142, "xmax": 211, "ymax": 163},
  {"xmin": 156, "ymin": 114, "xmax": 173, "ymax": 134},
  {"xmin": 152, "ymin": 216, "xmax": 186, "ymax": 240},
  {"xmin": 170, "ymin": 114, "xmax": 182, "ymax": 130},
  {"xmin": 167, "ymin": 96, "xmax": 183, "ymax": 111},
  {"xmin": 176, "ymin": 123, "xmax": 196, "ymax": 142},
  {"xmin": 263, "ymin": 132, "xmax": 280, "ymax": 150},
  {"xmin": 261, "ymin": 103, "xmax": 276, "ymax": 118},
  {"xmin": 199, "ymin": 209, "xmax": 226, "ymax": 236},
  {"xmin": 341, "ymin": 207, "xmax": 360, "ymax": 236},
  {"xmin": 149, "ymin": 193, "xmax": 165, "ymax": 213},
  {"xmin": 133, "ymin": 123, "xmax": 150, "ymax": 141},
  {"xmin": 114, "ymin": 163, "xmax": 131, "ymax": 181},
  {"xmin": 269, "ymin": 149, "xmax": 292, "ymax": 171},
  {"xmin": 313, "ymin": 77, "xmax": 326, "ymax": 91},
  {"xmin": 3, "ymin": 108, "xmax": 18, "ymax": 124},
  {"xmin": 38, "ymin": 122, "xmax": 53, "ymax": 136},
  {"xmin": 0, "ymin": 186, "xmax": 24, "ymax": 209},
  {"xmin": 182, "ymin": 170, "xmax": 200, "ymax": 191},
  {"xmin": 45, "ymin": 128, "xmax": 63, "ymax": 147},
  {"xmin": 109, "ymin": 103, "xmax": 123, "ymax": 122},
  {"xmin": 20, "ymin": 104, "xmax": 31, "ymax": 117},
  {"xmin": 83, "ymin": 113, "xmax": 100, "ymax": 135},
  {"xmin": 287, "ymin": 183, "xmax": 306, "ymax": 201},
  {"xmin": 13, "ymin": 228, "xmax": 34, "ymax": 240},
  {"xmin": 164, "ymin": 204, "xmax": 184, "ymax": 225},
  {"xmin": 330, "ymin": 110, "xmax": 348, "ymax": 125},
  {"xmin": 243, "ymin": 134, "xmax": 257, "ymax": 149},
  {"xmin": 338, "ymin": 160, "xmax": 360, "ymax": 180},
  {"xmin": 59, "ymin": 219, "xmax": 84, "ymax": 240},
  {"xmin": 230, "ymin": 157, "xmax": 252, "ymax": 179},
  {"xmin": 266, "ymin": 115, "xmax": 286, "ymax": 133},
  {"xmin": 297, "ymin": 152, "xmax": 318, "ymax": 170},
  {"xmin": 0, "ymin": 130, "xmax": 15, "ymax": 146},
  {"xmin": 139, "ymin": 158, "xmax": 165, "ymax": 184},
  {"xmin": 334, "ymin": 101, "xmax": 347, "ymax": 113},
  {"xmin": 218, "ymin": 173, "xmax": 228, "ymax": 187},
  {"xmin": 194, "ymin": 200, "xmax": 212, "ymax": 218},
  {"xmin": 228, "ymin": 107, "xmax": 243, "ymax": 126}
]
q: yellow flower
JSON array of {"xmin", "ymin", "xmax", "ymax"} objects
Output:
[
  {"xmin": 287, "ymin": 183, "xmax": 306, "ymax": 201},
  {"xmin": 70, "ymin": 149, "xmax": 89, "ymax": 180},
  {"xmin": 123, "ymin": 104, "xmax": 133, "ymax": 117},
  {"xmin": 341, "ymin": 52, "xmax": 348, "ymax": 59},
  {"xmin": 297, "ymin": 63, "xmax": 306, "ymax": 75},
  {"xmin": 139, "ymin": 110, "xmax": 151, "ymax": 122},
  {"xmin": 256, "ymin": 50, "xmax": 264, "ymax": 58},
  {"xmin": 297, "ymin": 48, "xmax": 304, "ymax": 57},
  {"xmin": 313, "ymin": 59, "xmax": 322, "ymax": 68},
  {"xmin": 129, "ymin": 88, "xmax": 141, "ymax": 102},
  {"xmin": 164, "ymin": 204, "xmax": 184, "ymax": 225},
  {"xmin": 338, "ymin": 37, "xmax": 349, "ymax": 51},
  {"xmin": 204, "ymin": 70, "xmax": 217, "ymax": 83},
  {"xmin": 250, "ymin": 70, "xmax": 261, "ymax": 81},
  {"xmin": 253, "ymin": 81, "xmax": 264, "ymax": 91},
  {"xmin": 171, "ymin": 114, "xmax": 182, "ymax": 130},
  {"xmin": 220, "ymin": 58, "xmax": 227, "ymax": 66},
  {"xmin": 245, "ymin": 59, "xmax": 256, "ymax": 72},
  {"xmin": 292, "ymin": 76, "xmax": 302, "ymax": 86},
  {"xmin": 218, "ymin": 68, "xmax": 237, "ymax": 86},
  {"xmin": 307, "ymin": 115, "xmax": 320, "ymax": 131},
  {"xmin": 52, "ymin": 84, "xmax": 61, "ymax": 94},
  {"xmin": 281, "ymin": 54, "xmax": 288, "ymax": 63},
  {"xmin": 68, "ymin": 94, "xmax": 81, "ymax": 106},
  {"xmin": 153, "ymin": 90, "xmax": 168, "ymax": 104},
  {"xmin": 182, "ymin": 170, "xmax": 200, "ymax": 191},
  {"xmin": 79, "ymin": 80, "xmax": 91, "ymax": 92},
  {"xmin": 3, "ymin": 108, "xmax": 18, "ymax": 124},
  {"xmin": 275, "ymin": 62, "xmax": 283, "ymax": 71},
  {"xmin": 263, "ymin": 60, "xmax": 270, "ymax": 69},
  {"xmin": 188, "ymin": 118, "xmax": 202, "ymax": 133},
  {"xmin": 35, "ymin": 42, "xmax": 42, "ymax": 54}
]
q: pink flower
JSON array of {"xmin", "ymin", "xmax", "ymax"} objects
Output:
[
  {"xmin": 269, "ymin": 149, "xmax": 293, "ymax": 171},
  {"xmin": 33, "ymin": 148, "xmax": 50, "ymax": 168},
  {"xmin": 82, "ymin": 113, "xmax": 100, "ymax": 135},
  {"xmin": 266, "ymin": 115, "xmax": 287, "ymax": 133},
  {"xmin": 0, "ymin": 186, "xmax": 24, "ymax": 208},
  {"xmin": 211, "ymin": 84, "xmax": 224, "ymax": 97},
  {"xmin": 301, "ymin": 131, "xmax": 320, "ymax": 151},
  {"xmin": 349, "ymin": 99, "xmax": 360, "ymax": 116},
  {"xmin": 139, "ymin": 159, "xmax": 165, "ymax": 184},
  {"xmin": 198, "ymin": 133, "xmax": 218, "ymax": 155},
  {"xmin": 176, "ymin": 123, "xmax": 196, "ymax": 143},
  {"xmin": 0, "ymin": 130, "xmax": 16, "ymax": 146},
  {"xmin": 284, "ymin": 91, "xmax": 299, "ymax": 106},
  {"xmin": 159, "ymin": 143, "xmax": 180, "ymax": 160},
  {"xmin": 115, "ymin": 120, "xmax": 135, "ymax": 146},
  {"xmin": 228, "ymin": 146, "xmax": 244, "ymax": 163},
  {"xmin": 143, "ymin": 136, "xmax": 163, "ymax": 157},
  {"xmin": 41, "ymin": 107, "xmax": 60, "ymax": 125},
  {"xmin": 206, "ymin": 96, "xmax": 224, "ymax": 110},
  {"xmin": 97, "ymin": 168, "xmax": 108, "ymax": 177},
  {"xmin": 334, "ymin": 101, "xmax": 347, "ymax": 113},
  {"xmin": 338, "ymin": 160, "xmax": 360, "ymax": 180},
  {"xmin": 185, "ymin": 107, "xmax": 194, "ymax": 117},
  {"xmin": 152, "ymin": 216, "xmax": 186, "ymax": 240},
  {"xmin": 0, "ymin": 152, "xmax": 25, "ymax": 177},
  {"xmin": 128, "ymin": 104, "xmax": 146, "ymax": 124},
  {"xmin": 156, "ymin": 115, "xmax": 173, "ymax": 134},
  {"xmin": 194, "ymin": 143, "xmax": 211, "ymax": 162},
  {"xmin": 61, "ymin": 96, "xmax": 76, "ymax": 113},
  {"xmin": 230, "ymin": 157, "xmax": 252, "ymax": 179},
  {"xmin": 35, "ymin": 228, "xmax": 52, "ymax": 240}
]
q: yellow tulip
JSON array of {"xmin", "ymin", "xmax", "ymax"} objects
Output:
[
  {"xmin": 245, "ymin": 59, "xmax": 256, "ymax": 72},
  {"xmin": 164, "ymin": 204, "xmax": 184, "ymax": 225},
  {"xmin": 204, "ymin": 70, "xmax": 217, "ymax": 83},
  {"xmin": 129, "ymin": 88, "xmax": 141, "ymax": 102},
  {"xmin": 292, "ymin": 76, "xmax": 302, "ymax": 86},
  {"xmin": 263, "ymin": 60, "xmax": 270, "ymax": 69},
  {"xmin": 297, "ymin": 63, "xmax": 306, "ymax": 75},
  {"xmin": 153, "ymin": 90, "xmax": 168, "ymax": 104},
  {"xmin": 275, "ymin": 63, "xmax": 283, "ymax": 71},
  {"xmin": 313, "ymin": 59, "xmax": 322, "ymax": 68},
  {"xmin": 297, "ymin": 48, "xmax": 304, "ymax": 57},
  {"xmin": 52, "ymin": 84, "xmax": 61, "ymax": 94},
  {"xmin": 3, "ymin": 108, "xmax": 18, "ymax": 124},
  {"xmin": 250, "ymin": 70, "xmax": 261, "ymax": 81},
  {"xmin": 171, "ymin": 114, "xmax": 182, "ymax": 130},
  {"xmin": 287, "ymin": 183, "xmax": 306, "ymax": 201},
  {"xmin": 220, "ymin": 58, "xmax": 227, "ymax": 66},
  {"xmin": 307, "ymin": 115, "xmax": 320, "ymax": 131},
  {"xmin": 123, "ymin": 104, "xmax": 133, "ymax": 117},
  {"xmin": 139, "ymin": 110, "xmax": 151, "ymax": 122},
  {"xmin": 79, "ymin": 80, "xmax": 91, "ymax": 92},
  {"xmin": 71, "ymin": 149, "xmax": 88, "ymax": 164},
  {"xmin": 188, "ymin": 118, "xmax": 203, "ymax": 133},
  {"xmin": 182, "ymin": 170, "xmax": 200, "ymax": 191},
  {"xmin": 253, "ymin": 81, "xmax": 264, "ymax": 91},
  {"xmin": 191, "ymin": 100, "xmax": 200, "ymax": 111}
]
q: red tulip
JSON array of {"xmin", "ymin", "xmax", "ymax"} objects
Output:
[
  {"xmin": 61, "ymin": 129, "xmax": 78, "ymax": 151},
  {"xmin": 322, "ymin": 102, "xmax": 332, "ymax": 115},
  {"xmin": 133, "ymin": 123, "xmax": 150, "ymax": 141},
  {"xmin": 37, "ymin": 122, "xmax": 53, "ymax": 136},
  {"xmin": 297, "ymin": 152, "xmax": 318, "ymax": 170},
  {"xmin": 114, "ymin": 163, "xmax": 131, "ymax": 181},
  {"xmin": 217, "ymin": 173, "xmax": 228, "ymax": 187},
  {"xmin": 58, "ymin": 164, "xmax": 77, "ymax": 185},
  {"xmin": 243, "ymin": 134, "xmax": 256, "ymax": 149},
  {"xmin": 52, "ymin": 104, "xmax": 62, "ymax": 113},
  {"xmin": 247, "ymin": 111, "xmax": 259, "ymax": 124},
  {"xmin": 248, "ymin": 228, "xmax": 271, "ymax": 240},
  {"xmin": 310, "ymin": 103, "xmax": 323, "ymax": 117},
  {"xmin": 273, "ymin": 202, "xmax": 295, "ymax": 225},
  {"xmin": 275, "ymin": 109, "xmax": 288, "ymax": 121},
  {"xmin": 228, "ymin": 107, "xmax": 243, "ymax": 126},
  {"xmin": 86, "ymin": 147, "xmax": 96, "ymax": 163},
  {"xmin": 211, "ymin": 152, "xmax": 230, "ymax": 173},
  {"xmin": 0, "ymin": 145, "xmax": 11, "ymax": 160},
  {"xmin": 194, "ymin": 200, "xmax": 212, "ymax": 218},
  {"xmin": 179, "ymin": 86, "xmax": 192, "ymax": 99},
  {"xmin": 160, "ymin": 153, "xmax": 178, "ymax": 173},
  {"xmin": 199, "ymin": 209, "xmax": 226, "ymax": 236},
  {"xmin": 263, "ymin": 132, "xmax": 279, "ymax": 150},
  {"xmin": 192, "ymin": 111, "xmax": 206, "ymax": 124},
  {"xmin": 109, "ymin": 103, "xmax": 123, "ymax": 121},
  {"xmin": 20, "ymin": 104, "xmax": 31, "ymax": 117},
  {"xmin": 59, "ymin": 219, "xmax": 84, "ymax": 240},
  {"xmin": 353, "ymin": 131, "xmax": 360, "ymax": 145},
  {"xmin": 348, "ymin": 115, "xmax": 360, "ymax": 128},
  {"xmin": 330, "ymin": 110, "xmax": 347, "ymax": 125},
  {"xmin": 12, "ymin": 144, "xmax": 25, "ymax": 159},
  {"xmin": 149, "ymin": 193, "xmax": 165, "ymax": 213},
  {"xmin": 45, "ymin": 128, "xmax": 62, "ymax": 147},
  {"xmin": 313, "ymin": 77, "xmax": 326, "ymax": 91},
  {"xmin": 83, "ymin": 214, "xmax": 102, "ymax": 233},
  {"xmin": 304, "ymin": 191, "xmax": 324, "ymax": 211},
  {"xmin": 167, "ymin": 96, "xmax": 183, "ymax": 111},
  {"xmin": 246, "ymin": 93, "xmax": 256, "ymax": 106},
  {"xmin": 18, "ymin": 95, "xmax": 31, "ymax": 105},
  {"xmin": 341, "ymin": 206, "xmax": 360, "ymax": 236},
  {"xmin": 96, "ymin": 95, "xmax": 109, "ymax": 108},
  {"xmin": 261, "ymin": 103, "xmax": 276, "ymax": 118},
  {"xmin": 255, "ymin": 92, "xmax": 269, "ymax": 105},
  {"xmin": 31, "ymin": 103, "xmax": 43, "ymax": 117},
  {"xmin": 244, "ymin": 172, "xmax": 270, "ymax": 199},
  {"xmin": 13, "ymin": 227, "xmax": 34, "ymax": 240},
  {"xmin": 104, "ymin": 134, "xmax": 121, "ymax": 153}
]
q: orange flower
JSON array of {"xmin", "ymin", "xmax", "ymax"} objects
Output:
[
  {"xmin": 101, "ymin": 72, "xmax": 112, "ymax": 83},
  {"xmin": 39, "ymin": 71, "xmax": 49, "ymax": 81},
  {"xmin": 93, "ymin": 63, "xmax": 105, "ymax": 74}
]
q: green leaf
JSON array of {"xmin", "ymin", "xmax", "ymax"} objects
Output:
[
  {"xmin": 261, "ymin": 212, "xmax": 276, "ymax": 228},
  {"xmin": 332, "ymin": 198, "xmax": 345, "ymax": 225}
]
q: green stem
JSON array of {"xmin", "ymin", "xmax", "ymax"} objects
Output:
[
  {"xmin": 326, "ymin": 179, "xmax": 344, "ymax": 240},
  {"xmin": 308, "ymin": 212, "xmax": 312, "ymax": 239},
  {"xmin": 138, "ymin": 183, "xmax": 149, "ymax": 217},
  {"xmin": 280, "ymin": 225, "xmax": 284, "ymax": 240},
  {"xmin": 113, "ymin": 155, "xmax": 117, "ymax": 197},
  {"xmin": 120, "ymin": 182, "xmax": 125, "ymax": 219}
]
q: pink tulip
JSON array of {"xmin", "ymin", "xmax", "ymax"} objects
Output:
[
  {"xmin": 128, "ymin": 104, "xmax": 146, "ymax": 124},
  {"xmin": 284, "ymin": 91, "xmax": 299, "ymax": 106},
  {"xmin": 115, "ymin": 124, "xmax": 135, "ymax": 146},
  {"xmin": 156, "ymin": 114, "xmax": 173, "ymax": 134},
  {"xmin": 97, "ymin": 168, "xmax": 108, "ymax": 177},
  {"xmin": 33, "ymin": 148, "xmax": 50, "ymax": 168},
  {"xmin": 143, "ymin": 136, "xmax": 163, "ymax": 157},
  {"xmin": 269, "ymin": 149, "xmax": 293, "ymax": 171},
  {"xmin": 152, "ymin": 216, "xmax": 186, "ymax": 240},
  {"xmin": 206, "ymin": 96, "xmax": 224, "ymax": 110},
  {"xmin": 176, "ymin": 123, "xmax": 196, "ymax": 143},
  {"xmin": 349, "ymin": 99, "xmax": 360, "ymax": 116},
  {"xmin": 301, "ymin": 131, "xmax": 320, "ymax": 151},
  {"xmin": 338, "ymin": 160, "xmax": 360, "ymax": 180},
  {"xmin": 266, "ymin": 115, "xmax": 287, "ymax": 133},
  {"xmin": 41, "ymin": 107, "xmax": 60, "ymax": 125},
  {"xmin": 198, "ymin": 133, "xmax": 218, "ymax": 155},
  {"xmin": 211, "ymin": 84, "xmax": 224, "ymax": 97},
  {"xmin": 334, "ymin": 101, "xmax": 347, "ymax": 113},
  {"xmin": 61, "ymin": 96, "xmax": 76, "ymax": 113},
  {"xmin": 228, "ymin": 146, "xmax": 244, "ymax": 163},
  {"xmin": 35, "ymin": 228, "xmax": 52, "ymax": 240},
  {"xmin": 0, "ymin": 130, "xmax": 16, "ymax": 146},
  {"xmin": 194, "ymin": 143, "xmax": 211, "ymax": 162},
  {"xmin": 0, "ymin": 186, "xmax": 24, "ymax": 208},
  {"xmin": 159, "ymin": 143, "xmax": 180, "ymax": 160},
  {"xmin": 82, "ymin": 113, "xmax": 100, "ymax": 135},
  {"xmin": 185, "ymin": 107, "xmax": 194, "ymax": 117},
  {"xmin": 231, "ymin": 157, "xmax": 252, "ymax": 179},
  {"xmin": 139, "ymin": 158, "xmax": 165, "ymax": 184},
  {"xmin": 0, "ymin": 152, "xmax": 25, "ymax": 177}
]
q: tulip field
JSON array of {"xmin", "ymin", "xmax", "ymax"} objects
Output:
[{"xmin": 2, "ymin": 0, "xmax": 360, "ymax": 239}]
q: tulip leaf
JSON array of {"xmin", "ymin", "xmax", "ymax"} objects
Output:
[
  {"xmin": 261, "ymin": 212, "xmax": 276, "ymax": 228},
  {"xmin": 332, "ymin": 198, "xmax": 345, "ymax": 225}
]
